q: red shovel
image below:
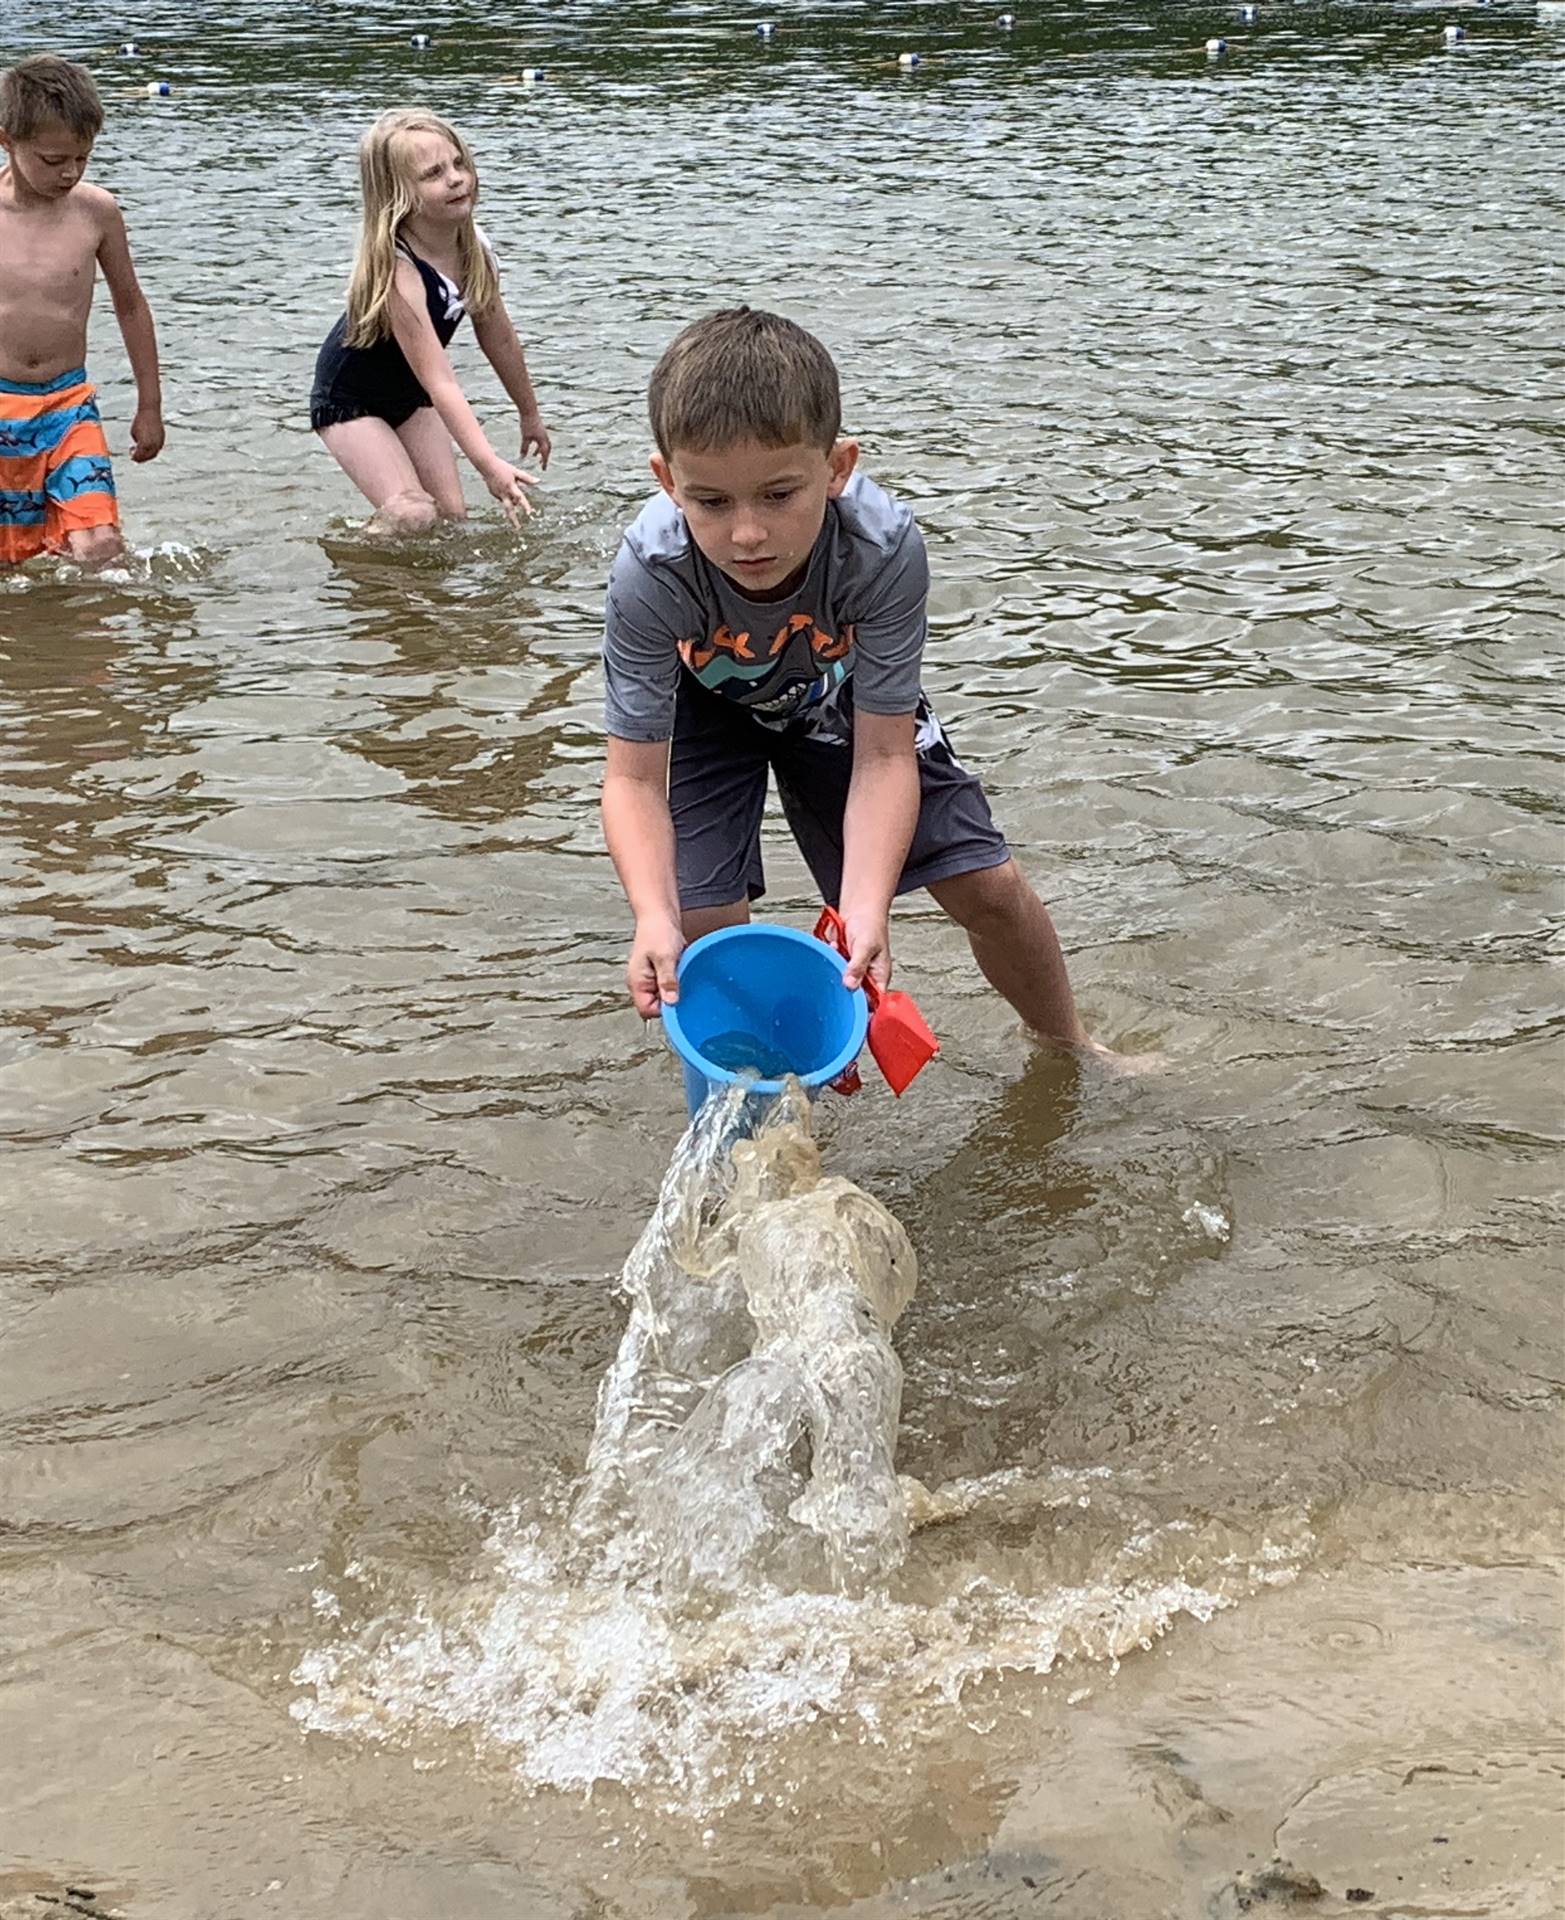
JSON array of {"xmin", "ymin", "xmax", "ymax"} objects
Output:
[{"xmin": 813, "ymin": 907, "xmax": 940, "ymax": 1097}]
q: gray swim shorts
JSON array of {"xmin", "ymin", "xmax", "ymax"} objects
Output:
[{"xmin": 668, "ymin": 673, "xmax": 1012, "ymax": 911}]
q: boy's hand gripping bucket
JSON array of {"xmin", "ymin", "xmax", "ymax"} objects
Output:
[
  {"xmin": 812, "ymin": 908, "xmax": 940, "ymax": 1097},
  {"xmin": 661, "ymin": 924, "xmax": 870, "ymax": 1117}
]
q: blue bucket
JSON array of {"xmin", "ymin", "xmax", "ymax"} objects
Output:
[{"xmin": 662, "ymin": 924, "xmax": 869, "ymax": 1116}]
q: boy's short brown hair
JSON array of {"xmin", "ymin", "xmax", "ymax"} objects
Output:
[
  {"xmin": 648, "ymin": 307, "xmax": 842, "ymax": 458},
  {"xmin": 0, "ymin": 53, "xmax": 105, "ymax": 142}
]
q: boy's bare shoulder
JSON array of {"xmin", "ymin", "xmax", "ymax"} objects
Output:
[{"xmin": 75, "ymin": 181, "xmax": 126, "ymax": 230}]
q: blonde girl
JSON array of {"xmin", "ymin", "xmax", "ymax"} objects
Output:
[{"xmin": 309, "ymin": 108, "xmax": 550, "ymax": 532}]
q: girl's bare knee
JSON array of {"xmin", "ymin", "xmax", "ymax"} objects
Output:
[{"xmin": 373, "ymin": 489, "xmax": 438, "ymax": 534}]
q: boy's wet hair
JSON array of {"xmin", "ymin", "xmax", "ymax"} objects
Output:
[
  {"xmin": 649, "ymin": 308, "xmax": 841, "ymax": 457},
  {"xmin": 0, "ymin": 53, "xmax": 105, "ymax": 142}
]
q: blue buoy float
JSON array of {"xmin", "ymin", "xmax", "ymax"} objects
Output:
[
  {"xmin": 755, "ymin": 19, "xmax": 775, "ymax": 37},
  {"xmin": 118, "ymin": 41, "xmax": 143, "ymax": 56},
  {"xmin": 1205, "ymin": 35, "xmax": 1229, "ymax": 54},
  {"xmin": 997, "ymin": 12, "xmax": 1016, "ymax": 27},
  {"xmin": 1442, "ymin": 22, "xmax": 1465, "ymax": 41},
  {"xmin": 519, "ymin": 66, "xmax": 545, "ymax": 81},
  {"xmin": 1239, "ymin": 4, "xmax": 1257, "ymax": 21},
  {"xmin": 409, "ymin": 32, "xmax": 431, "ymax": 50},
  {"xmin": 898, "ymin": 49, "xmax": 922, "ymax": 68},
  {"xmin": 143, "ymin": 79, "xmax": 172, "ymax": 95}
]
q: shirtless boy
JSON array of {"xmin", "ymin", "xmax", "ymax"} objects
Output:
[{"xmin": 0, "ymin": 54, "xmax": 163, "ymax": 567}]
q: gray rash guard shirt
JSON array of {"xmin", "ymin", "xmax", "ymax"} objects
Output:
[{"xmin": 602, "ymin": 469, "xmax": 929, "ymax": 740}]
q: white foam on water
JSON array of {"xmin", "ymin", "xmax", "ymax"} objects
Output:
[
  {"xmin": 291, "ymin": 1501, "xmax": 1278, "ymax": 1814},
  {"xmin": 0, "ymin": 539, "xmax": 211, "ymax": 591},
  {"xmin": 1182, "ymin": 1200, "xmax": 1232, "ymax": 1241}
]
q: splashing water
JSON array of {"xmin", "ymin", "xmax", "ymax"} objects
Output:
[
  {"xmin": 291, "ymin": 1511, "xmax": 1263, "ymax": 1814},
  {"xmin": 292, "ymin": 1084, "xmax": 1306, "ymax": 1808},
  {"xmin": 0, "ymin": 539, "xmax": 210, "ymax": 592},
  {"xmin": 575, "ymin": 1078, "xmax": 918, "ymax": 1599}
]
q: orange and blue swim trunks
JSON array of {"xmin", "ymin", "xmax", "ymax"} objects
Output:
[{"xmin": 0, "ymin": 367, "xmax": 118, "ymax": 565}]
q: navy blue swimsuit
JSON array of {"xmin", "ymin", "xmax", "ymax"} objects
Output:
[{"xmin": 309, "ymin": 240, "xmax": 466, "ymax": 432}]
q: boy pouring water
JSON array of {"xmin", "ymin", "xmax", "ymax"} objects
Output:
[{"xmin": 601, "ymin": 307, "xmax": 1107, "ymax": 1059}]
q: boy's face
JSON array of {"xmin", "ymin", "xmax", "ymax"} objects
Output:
[
  {"xmin": 652, "ymin": 437, "xmax": 859, "ymax": 596},
  {"xmin": 0, "ymin": 118, "xmax": 94, "ymax": 198}
]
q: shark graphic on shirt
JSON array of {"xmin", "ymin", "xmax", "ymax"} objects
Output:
[{"xmin": 679, "ymin": 615, "xmax": 856, "ymax": 719}]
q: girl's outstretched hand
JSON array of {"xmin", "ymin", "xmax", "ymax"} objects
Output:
[
  {"xmin": 519, "ymin": 413, "xmax": 552, "ymax": 468},
  {"xmin": 483, "ymin": 460, "xmax": 538, "ymax": 527}
]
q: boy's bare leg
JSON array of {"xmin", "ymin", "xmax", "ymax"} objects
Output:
[
  {"xmin": 396, "ymin": 408, "xmax": 467, "ymax": 521},
  {"xmin": 317, "ymin": 417, "xmax": 438, "ymax": 533},
  {"xmin": 682, "ymin": 899, "xmax": 750, "ymax": 942},
  {"xmin": 62, "ymin": 524, "xmax": 126, "ymax": 568},
  {"xmin": 927, "ymin": 859, "xmax": 1093, "ymax": 1052}
]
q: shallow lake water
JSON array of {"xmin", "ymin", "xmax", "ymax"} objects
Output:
[{"xmin": 0, "ymin": 1, "xmax": 1561, "ymax": 1915}]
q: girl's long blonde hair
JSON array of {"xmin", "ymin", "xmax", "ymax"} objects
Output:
[{"xmin": 344, "ymin": 108, "xmax": 499, "ymax": 348}]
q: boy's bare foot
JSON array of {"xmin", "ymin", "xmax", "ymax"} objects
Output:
[
  {"xmin": 1075, "ymin": 1035, "xmax": 1167, "ymax": 1076},
  {"xmin": 1019, "ymin": 1027, "xmax": 1167, "ymax": 1075}
]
